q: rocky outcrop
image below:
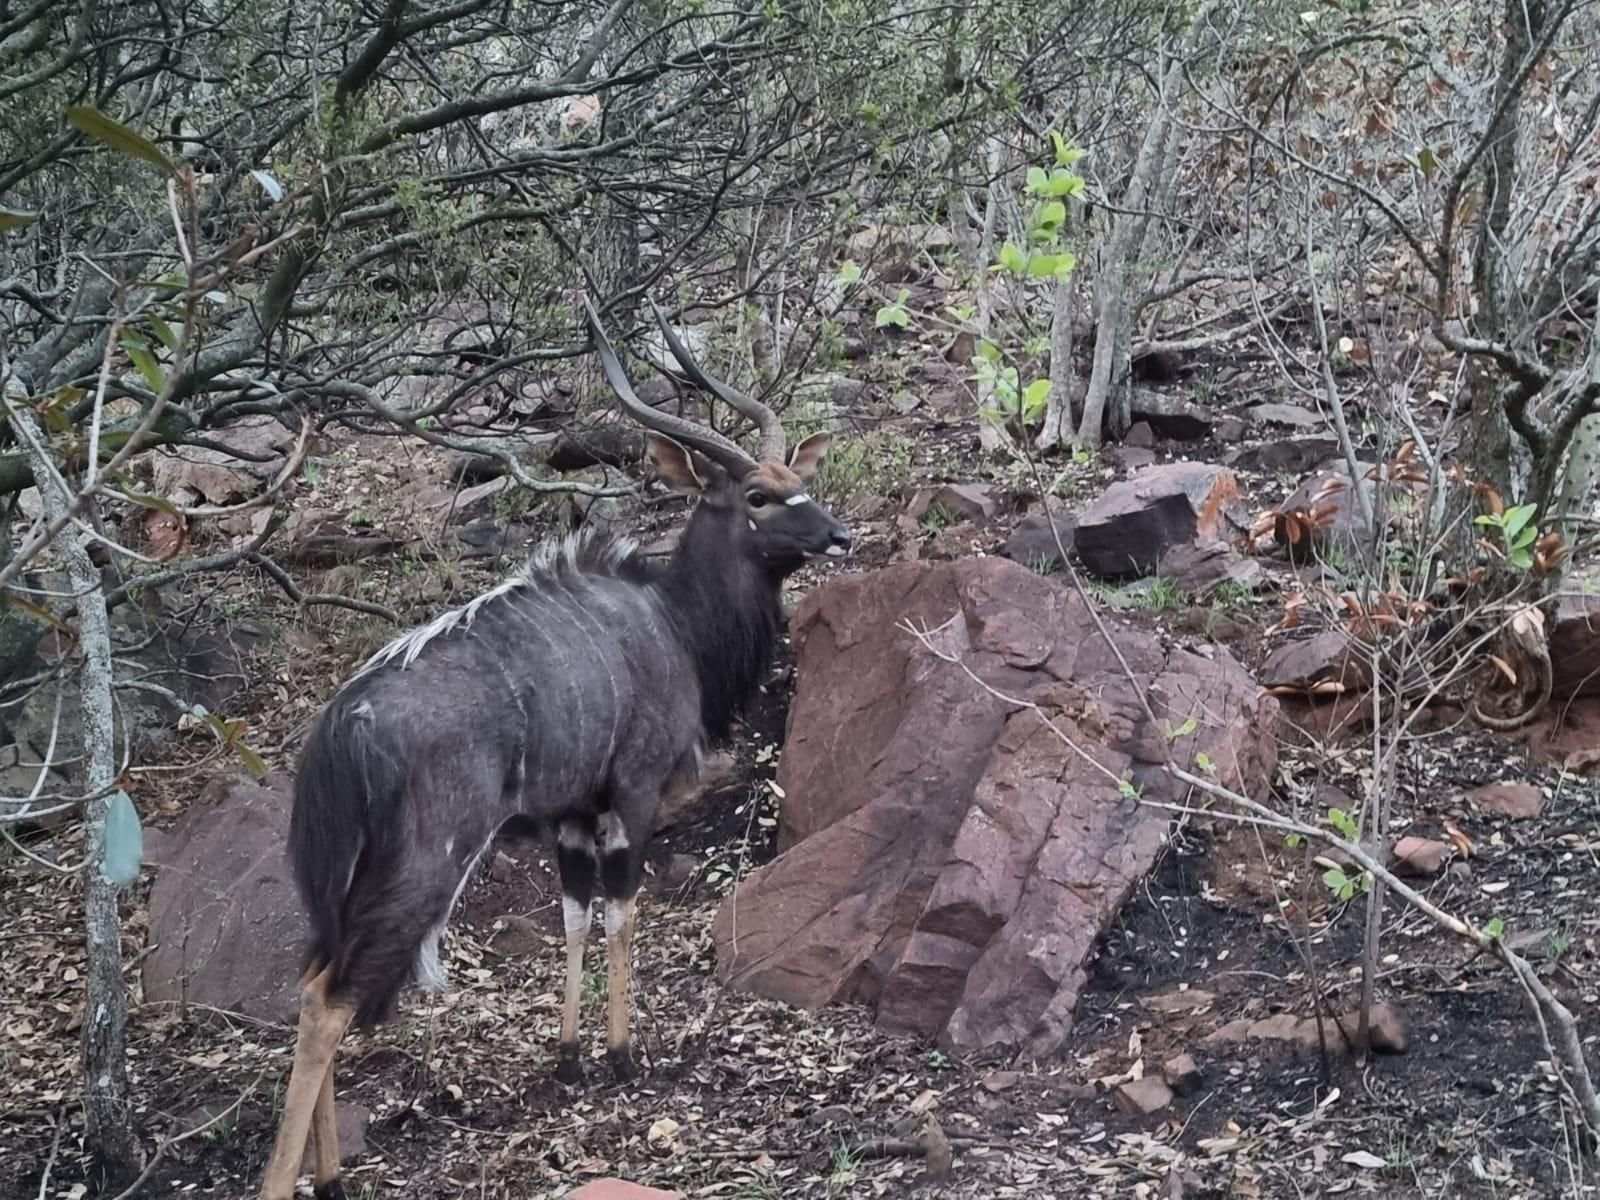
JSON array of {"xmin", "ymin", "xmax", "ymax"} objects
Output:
[{"xmin": 711, "ymin": 557, "xmax": 1277, "ymax": 1059}]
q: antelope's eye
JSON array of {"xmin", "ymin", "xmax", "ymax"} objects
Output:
[{"xmin": 747, "ymin": 490, "xmax": 769, "ymax": 509}]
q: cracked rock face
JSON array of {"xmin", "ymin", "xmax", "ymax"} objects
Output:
[{"xmin": 712, "ymin": 556, "xmax": 1278, "ymax": 1058}]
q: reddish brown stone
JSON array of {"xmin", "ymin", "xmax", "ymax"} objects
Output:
[
  {"xmin": 1075, "ymin": 462, "xmax": 1245, "ymax": 579},
  {"xmin": 711, "ymin": 557, "xmax": 1277, "ymax": 1059},
  {"xmin": 1114, "ymin": 1076, "xmax": 1174, "ymax": 1115},
  {"xmin": 567, "ymin": 1182, "xmax": 685, "ymax": 1200},
  {"xmin": 1469, "ymin": 781, "xmax": 1545, "ymax": 820},
  {"xmin": 1162, "ymin": 1052, "xmax": 1202, "ymax": 1095},
  {"xmin": 1261, "ymin": 629, "xmax": 1371, "ymax": 694},
  {"xmin": 1393, "ymin": 836, "xmax": 1450, "ymax": 877},
  {"xmin": 1550, "ymin": 584, "xmax": 1600, "ymax": 699}
]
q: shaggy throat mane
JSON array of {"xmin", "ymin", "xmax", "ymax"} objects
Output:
[{"xmin": 657, "ymin": 517, "xmax": 783, "ymax": 743}]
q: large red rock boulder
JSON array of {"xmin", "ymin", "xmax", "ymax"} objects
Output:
[
  {"xmin": 711, "ymin": 557, "xmax": 1277, "ymax": 1059},
  {"xmin": 142, "ymin": 772, "xmax": 305, "ymax": 1023}
]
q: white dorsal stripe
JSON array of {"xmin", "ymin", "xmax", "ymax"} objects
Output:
[{"xmin": 784, "ymin": 493, "xmax": 811, "ymax": 506}]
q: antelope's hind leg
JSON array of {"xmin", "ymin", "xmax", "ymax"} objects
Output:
[
  {"xmin": 258, "ymin": 967, "xmax": 354, "ymax": 1200},
  {"xmin": 309, "ymin": 1059, "xmax": 345, "ymax": 1200},
  {"xmin": 598, "ymin": 810, "xmax": 647, "ymax": 1083},
  {"xmin": 554, "ymin": 816, "xmax": 598, "ymax": 1086}
]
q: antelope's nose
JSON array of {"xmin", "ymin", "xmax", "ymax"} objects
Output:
[{"xmin": 824, "ymin": 525, "xmax": 852, "ymax": 558}]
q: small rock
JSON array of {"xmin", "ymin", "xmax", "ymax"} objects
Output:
[
  {"xmin": 1469, "ymin": 781, "xmax": 1544, "ymax": 820},
  {"xmin": 488, "ymin": 915, "xmax": 544, "ymax": 958},
  {"xmin": 1110, "ymin": 446, "xmax": 1158, "ymax": 472},
  {"xmin": 1340, "ymin": 1002, "xmax": 1407, "ymax": 1054},
  {"xmin": 808, "ymin": 1103, "xmax": 854, "ymax": 1126},
  {"xmin": 1113, "ymin": 1076, "xmax": 1174, "ymax": 1115},
  {"xmin": 981, "ymin": 1069, "xmax": 1021, "ymax": 1093},
  {"xmin": 1157, "ymin": 540, "xmax": 1262, "ymax": 600},
  {"xmin": 1214, "ymin": 417, "xmax": 1249, "ymax": 443},
  {"xmin": 1270, "ymin": 467, "xmax": 1377, "ymax": 558},
  {"xmin": 1393, "ymin": 836, "xmax": 1450, "ymax": 877},
  {"xmin": 908, "ymin": 482, "xmax": 997, "ymax": 523},
  {"xmin": 1260, "ymin": 630, "xmax": 1370, "ymax": 694},
  {"xmin": 1202, "ymin": 1018, "xmax": 1255, "ymax": 1047},
  {"xmin": 489, "ymin": 851, "xmax": 519, "ymax": 883},
  {"xmin": 1075, "ymin": 462, "xmax": 1245, "ymax": 580},
  {"xmin": 660, "ymin": 852, "xmax": 701, "ymax": 889},
  {"xmin": 1247, "ymin": 402, "xmax": 1321, "ymax": 428},
  {"xmin": 1127, "ymin": 389, "xmax": 1213, "ymax": 440},
  {"xmin": 1162, "ymin": 1052, "xmax": 1202, "ymax": 1095},
  {"xmin": 1249, "ymin": 1012, "xmax": 1304, "ymax": 1043},
  {"xmin": 567, "ymin": 1182, "xmax": 686, "ymax": 1200},
  {"xmin": 299, "ymin": 1103, "xmax": 368, "ymax": 1170},
  {"xmin": 1224, "ymin": 436, "xmax": 1340, "ymax": 475},
  {"xmin": 1124, "ymin": 421, "xmax": 1156, "ymax": 447},
  {"xmin": 1141, "ymin": 988, "xmax": 1216, "ymax": 1014},
  {"xmin": 1003, "ymin": 513, "xmax": 1076, "ymax": 572},
  {"xmin": 655, "ymin": 750, "xmax": 738, "ymax": 830},
  {"xmin": 1549, "ymin": 580, "xmax": 1600, "ymax": 698}
]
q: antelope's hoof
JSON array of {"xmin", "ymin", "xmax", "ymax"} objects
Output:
[
  {"xmin": 554, "ymin": 1044, "xmax": 584, "ymax": 1087},
  {"xmin": 313, "ymin": 1180, "xmax": 349, "ymax": 1200},
  {"xmin": 606, "ymin": 1043, "xmax": 638, "ymax": 1083}
]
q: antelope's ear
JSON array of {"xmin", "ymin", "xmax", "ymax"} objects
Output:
[
  {"xmin": 786, "ymin": 431, "xmax": 831, "ymax": 482},
  {"xmin": 646, "ymin": 433, "xmax": 708, "ymax": 494}
]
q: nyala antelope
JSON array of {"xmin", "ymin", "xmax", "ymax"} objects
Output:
[{"xmin": 258, "ymin": 294, "xmax": 851, "ymax": 1199}]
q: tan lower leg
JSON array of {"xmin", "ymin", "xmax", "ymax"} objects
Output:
[
  {"xmin": 605, "ymin": 895, "xmax": 637, "ymax": 1053},
  {"xmin": 560, "ymin": 929, "xmax": 585, "ymax": 1048},
  {"xmin": 309, "ymin": 1059, "xmax": 340, "ymax": 1188},
  {"xmin": 258, "ymin": 969, "xmax": 354, "ymax": 1200}
]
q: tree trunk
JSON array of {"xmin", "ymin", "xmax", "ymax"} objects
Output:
[
  {"xmin": 7, "ymin": 396, "xmax": 138, "ymax": 1186},
  {"xmin": 974, "ymin": 137, "xmax": 1012, "ymax": 455},
  {"xmin": 1037, "ymin": 268, "xmax": 1078, "ymax": 451},
  {"xmin": 1076, "ymin": 3, "xmax": 1217, "ymax": 447}
]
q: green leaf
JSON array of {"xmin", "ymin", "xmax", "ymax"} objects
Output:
[
  {"xmin": 873, "ymin": 302, "xmax": 909, "ymax": 330},
  {"xmin": 1039, "ymin": 200, "xmax": 1067, "ymax": 229},
  {"xmin": 1026, "ymin": 165, "xmax": 1048, "ymax": 194},
  {"xmin": 1502, "ymin": 503, "xmax": 1537, "ymax": 540},
  {"xmin": 114, "ymin": 485, "xmax": 182, "ymax": 515},
  {"xmin": 1021, "ymin": 378, "xmax": 1051, "ymax": 418},
  {"xmin": 997, "ymin": 241, "xmax": 1027, "ymax": 274},
  {"xmin": 836, "ymin": 259, "xmax": 862, "ymax": 287},
  {"xmin": 1416, "ymin": 145, "xmax": 1437, "ymax": 176},
  {"xmin": 145, "ymin": 314, "xmax": 180, "ymax": 353},
  {"xmin": 0, "ymin": 209, "xmax": 39, "ymax": 232},
  {"xmin": 1327, "ymin": 806, "xmax": 1359, "ymax": 840},
  {"xmin": 1163, "ymin": 716, "xmax": 1198, "ymax": 742},
  {"xmin": 1194, "ymin": 751, "xmax": 1215, "ymax": 775},
  {"xmin": 1285, "ymin": 833, "xmax": 1305, "ymax": 849},
  {"xmin": 976, "ymin": 339, "xmax": 1003, "ymax": 364},
  {"xmin": 103, "ymin": 789, "xmax": 144, "ymax": 888},
  {"xmin": 233, "ymin": 740, "xmax": 269, "ymax": 779},
  {"xmin": 66, "ymin": 105, "xmax": 176, "ymax": 173},
  {"xmin": 1050, "ymin": 131, "xmax": 1086, "ymax": 167},
  {"xmin": 119, "ymin": 334, "xmax": 164, "ymax": 393},
  {"xmin": 1484, "ymin": 916, "xmax": 1505, "ymax": 940}
]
